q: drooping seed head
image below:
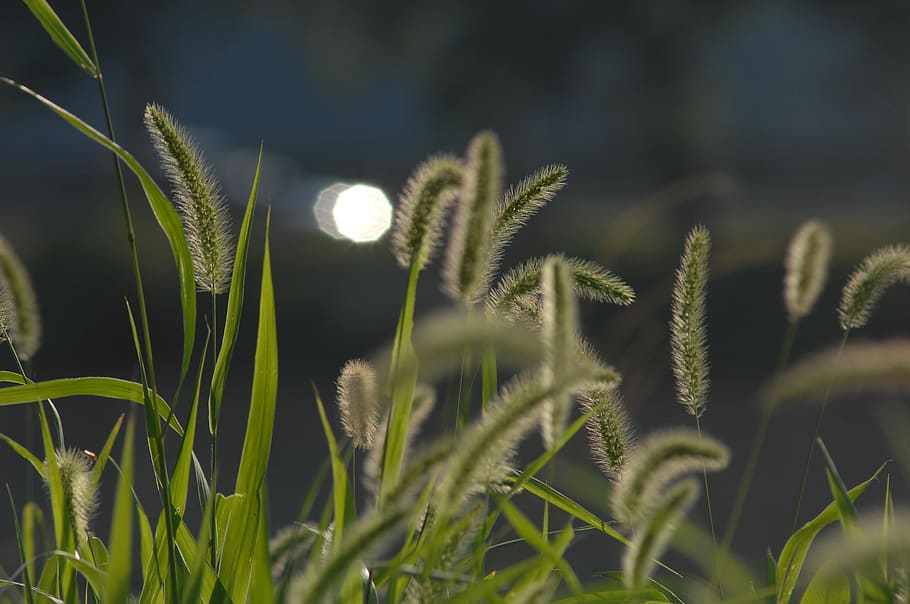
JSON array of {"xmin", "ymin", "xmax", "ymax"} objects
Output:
[
  {"xmin": 783, "ymin": 220, "xmax": 833, "ymax": 323},
  {"xmin": 670, "ymin": 225, "xmax": 711, "ymax": 418},
  {"xmin": 838, "ymin": 244, "xmax": 910, "ymax": 331},
  {"xmin": 390, "ymin": 155, "xmax": 463, "ymax": 270},
  {"xmin": 45, "ymin": 448, "xmax": 99, "ymax": 547},
  {"xmin": 622, "ymin": 479, "xmax": 699, "ymax": 590},
  {"xmin": 610, "ymin": 428, "xmax": 728, "ymax": 526},
  {"xmin": 579, "ymin": 386, "xmax": 636, "ymax": 480},
  {"xmin": 0, "ymin": 233, "xmax": 40, "ymax": 359},
  {"xmin": 144, "ymin": 103, "xmax": 234, "ymax": 294},
  {"xmin": 443, "ymin": 131, "xmax": 503, "ymax": 303},
  {"xmin": 765, "ymin": 338, "xmax": 910, "ymax": 410},
  {"xmin": 336, "ymin": 359, "xmax": 381, "ymax": 449}
]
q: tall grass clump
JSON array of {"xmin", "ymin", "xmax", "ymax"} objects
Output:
[{"xmin": 5, "ymin": 5, "xmax": 910, "ymax": 603}]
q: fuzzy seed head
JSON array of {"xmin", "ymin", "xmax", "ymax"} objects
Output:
[
  {"xmin": 144, "ymin": 103, "xmax": 234, "ymax": 294},
  {"xmin": 336, "ymin": 359, "xmax": 380, "ymax": 449},
  {"xmin": 670, "ymin": 225, "xmax": 711, "ymax": 418},
  {"xmin": 484, "ymin": 164, "xmax": 568, "ymax": 284},
  {"xmin": 46, "ymin": 448, "xmax": 98, "ymax": 547},
  {"xmin": 838, "ymin": 244, "xmax": 910, "ymax": 331},
  {"xmin": 766, "ymin": 338, "xmax": 910, "ymax": 410},
  {"xmin": 610, "ymin": 428, "xmax": 728, "ymax": 526},
  {"xmin": 540, "ymin": 256, "xmax": 579, "ymax": 449},
  {"xmin": 579, "ymin": 386, "xmax": 636, "ymax": 480},
  {"xmin": 390, "ymin": 155, "xmax": 463, "ymax": 270},
  {"xmin": 784, "ymin": 220, "xmax": 833, "ymax": 323},
  {"xmin": 443, "ymin": 131, "xmax": 503, "ymax": 303},
  {"xmin": 0, "ymin": 283, "xmax": 17, "ymax": 343},
  {"xmin": 0, "ymin": 233, "xmax": 41, "ymax": 359},
  {"xmin": 486, "ymin": 255, "xmax": 634, "ymax": 323},
  {"xmin": 623, "ymin": 479, "xmax": 699, "ymax": 590}
]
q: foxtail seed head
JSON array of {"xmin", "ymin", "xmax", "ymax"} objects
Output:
[
  {"xmin": 336, "ymin": 359, "xmax": 381, "ymax": 449},
  {"xmin": 784, "ymin": 220, "xmax": 833, "ymax": 323},
  {"xmin": 622, "ymin": 479, "xmax": 699, "ymax": 590},
  {"xmin": 838, "ymin": 244, "xmax": 910, "ymax": 331},
  {"xmin": 144, "ymin": 103, "xmax": 234, "ymax": 294},
  {"xmin": 46, "ymin": 448, "xmax": 99, "ymax": 547},
  {"xmin": 540, "ymin": 256, "xmax": 579, "ymax": 449},
  {"xmin": 443, "ymin": 131, "xmax": 503, "ymax": 303},
  {"xmin": 579, "ymin": 386, "xmax": 635, "ymax": 480},
  {"xmin": 670, "ymin": 225, "xmax": 711, "ymax": 418},
  {"xmin": 390, "ymin": 155, "xmax": 462, "ymax": 270},
  {"xmin": 610, "ymin": 428, "xmax": 728, "ymax": 526},
  {"xmin": 0, "ymin": 234, "xmax": 40, "ymax": 359}
]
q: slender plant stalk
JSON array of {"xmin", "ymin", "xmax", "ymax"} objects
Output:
[
  {"xmin": 694, "ymin": 414, "xmax": 718, "ymax": 561},
  {"xmin": 210, "ymin": 291, "xmax": 219, "ymax": 568},
  {"xmin": 78, "ymin": 2, "xmax": 180, "ymax": 598},
  {"xmin": 790, "ymin": 329, "xmax": 851, "ymax": 532},
  {"xmin": 715, "ymin": 319, "xmax": 799, "ymax": 582}
]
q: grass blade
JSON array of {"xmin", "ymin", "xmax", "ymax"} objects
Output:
[
  {"xmin": 0, "ymin": 376, "xmax": 183, "ymax": 435},
  {"xmin": 210, "ymin": 145, "xmax": 262, "ymax": 429},
  {"xmin": 219, "ymin": 212, "xmax": 278, "ymax": 601},
  {"xmin": 21, "ymin": 0, "xmax": 97, "ymax": 75},
  {"xmin": 1, "ymin": 78, "xmax": 197, "ymax": 382},
  {"xmin": 313, "ymin": 388, "xmax": 349, "ymax": 545},
  {"xmin": 776, "ymin": 462, "xmax": 886, "ymax": 604},
  {"xmin": 103, "ymin": 415, "xmax": 135, "ymax": 604}
]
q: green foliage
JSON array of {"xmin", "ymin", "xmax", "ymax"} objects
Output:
[{"xmin": 4, "ymin": 12, "xmax": 910, "ymax": 602}]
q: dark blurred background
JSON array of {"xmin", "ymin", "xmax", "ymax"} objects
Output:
[{"xmin": 2, "ymin": 0, "xmax": 910, "ymax": 588}]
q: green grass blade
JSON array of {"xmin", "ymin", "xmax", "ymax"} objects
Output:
[
  {"xmin": 0, "ymin": 432, "xmax": 44, "ymax": 477},
  {"xmin": 313, "ymin": 388, "xmax": 348, "ymax": 545},
  {"xmin": 210, "ymin": 145, "xmax": 262, "ymax": 431},
  {"xmin": 1, "ymin": 78, "xmax": 197, "ymax": 381},
  {"xmin": 21, "ymin": 0, "xmax": 97, "ymax": 75},
  {"xmin": 7, "ymin": 488, "xmax": 36, "ymax": 604},
  {"xmin": 437, "ymin": 559, "xmax": 539, "ymax": 604},
  {"xmin": 776, "ymin": 462, "xmax": 886, "ymax": 604},
  {"xmin": 816, "ymin": 438, "xmax": 858, "ymax": 529},
  {"xmin": 90, "ymin": 413, "xmax": 125, "ymax": 490},
  {"xmin": 104, "ymin": 415, "xmax": 135, "ymax": 604},
  {"xmin": 380, "ymin": 261, "xmax": 420, "ymax": 504},
  {"xmin": 493, "ymin": 494, "xmax": 582, "ymax": 596},
  {"xmin": 516, "ymin": 475, "xmax": 628, "ymax": 546},
  {"xmin": 799, "ymin": 560, "xmax": 850, "ymax": 604},
  {"xmin": 0, "ymin": 377, "xmax": 183, "ymax": 435},
  {"xmin": 219, "ymin": 213, "xmax": 277, "ymax": 601},
  {"xmin": 171, "ymin": 331, "xmax": 208, "ymax": 513},
  {"xmin": 22, "ymin": 502, "xmax": 43, "ymax": 593}
]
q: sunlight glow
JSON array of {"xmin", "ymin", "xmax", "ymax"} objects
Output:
[{"xmin": 331, "ymin": 184, "xmax": 392, "ymax": 242}]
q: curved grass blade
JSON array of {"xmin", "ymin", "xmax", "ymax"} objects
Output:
[
  {"xmin": 210, "ymin": 145, "xmax": 262, "ymax": 430},
  {"xmin": 313, "ymin": 388, "xmax": 348, "ymax": 546},
  {"xmin": 21, "ymin": 0, "xmax": 97, "ymax": 76},
  {"xmin": 7, "ymin": 488, "xmax": 36, "ymax": 604},
  {"xmin": 0, "ymin": 433, "xmax": 43, "ymax": 477},
  {"xmin": 219, "ymin": 214, "xmax": 278, "ymax": 602},
  {"xmin": 103, "ymin": 415, "xmax": 135, "ymax": 604},
  {"xmin": 1, "ymin": 78, "xmax": 197, "ymax": 382},
  {"xmin": 0, "ymin": 377, "xmax": 183, "ymax": 435},
  {"xmin": 89, "ymin": 414, "xmax": 124, "ymax": 490},
  {"xmin": 776, "ymin": 462, "xmax": 886, "ymax": 604},
  {"xmin": 171, "ymin": 331, "xmax": 208, "ymax": 513}
]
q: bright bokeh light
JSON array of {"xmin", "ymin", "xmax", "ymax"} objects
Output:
[{"xmin": 331, "ymin": 184, "xmax": 392, "ymax": 242}]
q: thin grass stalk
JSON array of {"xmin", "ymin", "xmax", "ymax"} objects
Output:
[
  {"xmin": 790, "ymin": 329, "xmax": 851, "ymax": 532},
  {"xmin": 78, "ymin": 2, "xmax": 180, "ymax": 598},
  {"xmin": 715, "ymin": 319, "xmax": 799, "ymax": 583}
]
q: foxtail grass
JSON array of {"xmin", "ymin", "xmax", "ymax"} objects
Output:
[
  {"xmin": 784, "ymin": 220, "xmax": 833, "ymax": 323},
  {"xmin": 838, "ymin": 244, "xmax": 910, "ymax": 331},
  {"xmin": 0, "ymin": 234, "xmax": 41, "ymax": 360},
  {"xmin": 46, "ymin": 448, "xmax": 98, "ymax": 548},
  {"xmin": 443, "ymin": 131, "xmax": 503, "ymax": 303},
  {"xmin": 670, "ymin": 225, "xmax": 711, "ymax": 419},
  {"xmin": 144, "ymin": 103, "xmax": 234, "ymax": 295},
  {"xmin": 578, "ymin": 386, "xmax": 636, "ymax": 480},
  {"xmin": 391, "ymin": 155, "xmax": 463, "ymax": 271},
  {"xmin": 623, "ymin": 478, "xmax": 700, "ymax": 590},
  {"xmin": 609, "ymin": 428, "xmax": 728, "ymax": 526},
  {"xmin": 336, "ymin": 359, "xmax": 381, "ymax": 449}
]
